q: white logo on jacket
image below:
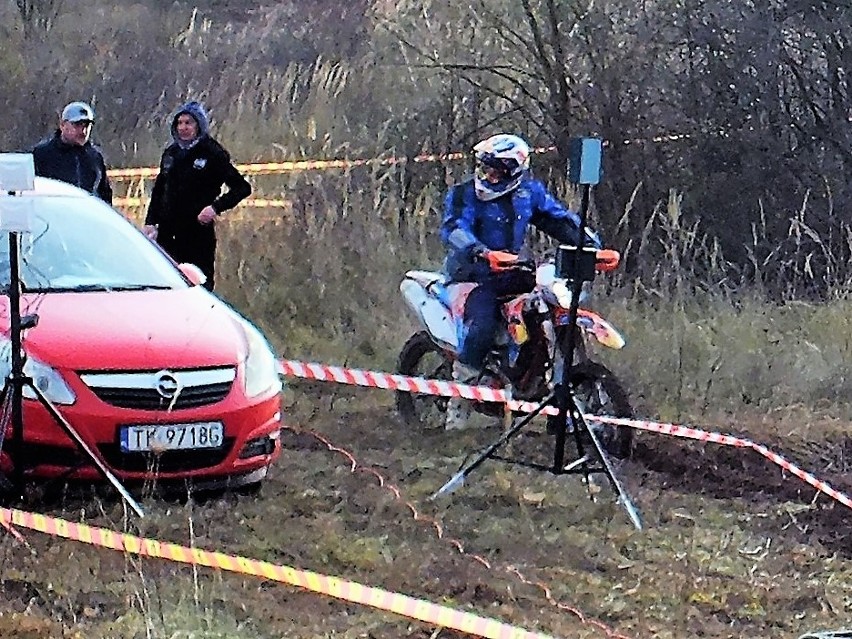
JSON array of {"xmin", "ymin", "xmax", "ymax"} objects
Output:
[{"xmin": 193, "ymin": 158, "xmax": 207, "ymax": 169}]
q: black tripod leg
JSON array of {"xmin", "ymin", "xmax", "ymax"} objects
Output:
[
  {"xmin": 431, "ymin": 394, "xmax": 555, "ymax": 499},
  {"xmin": 0, "ymin": 382, "xmax": 16, "ymax": 493},
  {"xmin": 28, "ymin": 382, "xmax": 144, "ymax": 518},
  {"xmin": 574, "ymin": 406, "xmax": 643, "ymax": 530},
  {"xmin": 564, "ymin": 400, "xmax": 594, "ymax": 476}
]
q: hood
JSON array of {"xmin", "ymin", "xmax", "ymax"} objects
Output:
[
  {"xmin": 3, "ymin": 288, "xmax": 248, "ymax": 371},
  {"xmin": 170, "ymin": 100, "xmax": 210, "ymax": 143}
]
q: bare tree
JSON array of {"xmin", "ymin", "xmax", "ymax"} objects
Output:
[{"xmin": 14, "ymin": 0, "xmax": 65, "ymax": 39}]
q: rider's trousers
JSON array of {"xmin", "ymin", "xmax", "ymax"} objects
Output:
[{"xmin": 459, "ymin": 270, "xmax": 536, "ymax": 369}]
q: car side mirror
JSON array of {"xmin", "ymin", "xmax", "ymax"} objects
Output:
[{"xmin": 178, "ymin": 262, "xmax": 207, "ymax": 287}]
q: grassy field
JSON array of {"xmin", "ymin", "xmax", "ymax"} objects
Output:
[
  {"xmin": 2, "ymin": 170, "xmax": 852, "ymax": 638},
  {"xmin": 0, "ymin": 391, "xmax": 850, "ymax": 639},
  {"xmin": 1, "ymin": 2, "xmax": 850, "ymax": 635}
]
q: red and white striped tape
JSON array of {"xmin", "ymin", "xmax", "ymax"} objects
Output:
[{"xmin": 277, "ymin": 359, "xmax": 852, "ymax": 511}]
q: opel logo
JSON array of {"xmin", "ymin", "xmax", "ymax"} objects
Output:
[{"xmin": 154, "ymin": 371, "xmax": 179, "ymax": 399}]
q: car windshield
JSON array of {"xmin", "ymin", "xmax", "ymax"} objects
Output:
[{"xmin": 0, "ymin": 194, "xmax": 188, "ymax": 293}]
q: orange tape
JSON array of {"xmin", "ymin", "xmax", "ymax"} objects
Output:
[
  {"xmin": 0, "ymin": 506, "xmax": 557, "ymax": 639},
  {"xmin": 106, "ymin": 130, "xmax": 711, "ymax": 181},
  {"xmin": 108, "ymin": 151, "xmax": 469, "ymax": 180},
  {"xmin": 113, "ymin": 197, "xmax": 290, "ymax": 209}
]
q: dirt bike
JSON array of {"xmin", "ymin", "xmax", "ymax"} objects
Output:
[{"xmin": 396, "ymin": 247, "xmax": 634, "ymax": 459}]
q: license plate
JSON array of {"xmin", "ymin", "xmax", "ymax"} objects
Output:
[{"xmin": 120, "ymin": 422, "xmax": 224, "ymax": 452}]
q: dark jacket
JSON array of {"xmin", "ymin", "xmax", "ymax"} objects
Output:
[
  {"xmin": 31, "ymin": 132, "xmax": 113, "ymax": 204},
  {"xmin": 440, "ymin": 177, "xmax": 602, "ymax": 281},
  {"xmin": 144, "ymin": 135, "xmax": 251, "ymax": 234}
]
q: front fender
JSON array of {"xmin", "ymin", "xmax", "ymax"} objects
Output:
[{"xmin": 577, "ymin": 309, "xmax": 626, "ymax": 349}]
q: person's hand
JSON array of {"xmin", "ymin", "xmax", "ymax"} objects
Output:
[
  {"xmin": 197, "ymin": 205, "xmax": 218, "ymax": 225},
  {"xmin": 142, "ymin": 224, "xmax": 158, "ymax": 241},
  {"xmin": 485, "ymin": 250, "xmax": 519, "ymax": 271}
]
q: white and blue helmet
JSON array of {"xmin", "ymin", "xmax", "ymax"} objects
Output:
[{"xmin": 473, "ymin": 134, "xmax": 531, "ymax": 201}]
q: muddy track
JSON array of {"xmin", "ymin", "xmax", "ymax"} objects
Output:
[
  {"xmin": 315, "ymin": 398, "xmax": 852, "ymax": 559},
  {"xmin": 630, "ymin": 434, "xmax": 852, "ymax": 556},
  {"xmin": 2, "ymin": 395, "xmax": 851, "ymax": 638}
]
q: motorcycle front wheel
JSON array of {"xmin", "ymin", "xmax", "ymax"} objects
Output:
[
  {"xmin": 396, "ymin": 331, "xmax": 454, "ymax": 430},
  {"xmin": 567, "ymin": 361, "xmax": 634, "ymax": 459}
]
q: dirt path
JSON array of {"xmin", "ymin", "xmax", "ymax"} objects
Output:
[{"xmin": 1, "ymin": 390, "xmax": 851, "ymax": 638}]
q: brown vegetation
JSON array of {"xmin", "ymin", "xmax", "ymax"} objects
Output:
[{"xmin": 1, "ymin": 1, "xmax": 852, "ymax": 637}]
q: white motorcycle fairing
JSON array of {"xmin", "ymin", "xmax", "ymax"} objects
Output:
[{"xmin": 400, "ymin": 271, "xmax": 465, "ymax": 352}]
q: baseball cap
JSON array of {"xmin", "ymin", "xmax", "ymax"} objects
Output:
[{"xmin": 61, "ymin": 101, "xmax": 95, "ymax": 123}]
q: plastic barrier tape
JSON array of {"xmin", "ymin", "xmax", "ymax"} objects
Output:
[
  {"xmin": 0, "ymin": 506, "xmax": 557, "ymax": 639},
  {"xmin": 107, "ymin": 131, "xmax": 715, "ymax": 180},
  {"xmin": 107, "ymin": 151, "xmax": 469, "ymax": 180},
  {"xmin": 277, "ymin": 359, "xmax": 852, "ymax": 511},
  {"xmin": 113, "ymin": 197, "xmax": 290, "ymax": 209}
]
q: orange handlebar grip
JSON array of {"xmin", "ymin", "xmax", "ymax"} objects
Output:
[{"xmin": 595, "ymin": 249, "xmax": 620, "ymax": 272}]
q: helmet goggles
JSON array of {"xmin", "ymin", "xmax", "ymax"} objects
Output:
[
  {"xmin": 477, "ymin": 152, "xmax": 519, "ymax": 179},
  {"xmin": 472, "ymin": 134, "xmax": 531, "ymax": 200}
]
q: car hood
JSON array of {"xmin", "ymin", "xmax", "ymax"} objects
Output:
[{"xmin": 1, "ymin": 288, "xmax": 247, "ymax": 370}]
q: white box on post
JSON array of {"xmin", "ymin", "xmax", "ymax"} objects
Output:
[
  {"xmin": 0, "ymin": 153, "xmax": 36, "ymax": 233},
  {"xmin": 0, "ymin": 153, "xmax": 35, "ymax": 192}
]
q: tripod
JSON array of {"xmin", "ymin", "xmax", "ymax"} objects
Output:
[
  {"xmin": 0, "ymin": 189, "xmax": 144, "ymax": 517},
  {"xmin": 432, "ymin": 140, "xmax": 642, "ymax": 530}
]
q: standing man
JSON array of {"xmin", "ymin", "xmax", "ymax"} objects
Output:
[
  {"xmin": 143, "ymin": 100, "xmax": 251, "ymax": 292},
  {"xmin": 32, "ymin": 101, "xmax": 113, "ymax": 204}
]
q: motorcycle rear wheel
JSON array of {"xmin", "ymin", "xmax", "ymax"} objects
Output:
[
  {"xmin": 396, "ymin": 331, "xmax": 454, "ymax": 430},
  {"xmin": 567, "ymin": 361, "xmax": 634, "ymax": 459}
]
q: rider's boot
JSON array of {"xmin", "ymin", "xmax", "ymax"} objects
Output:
[{"xmin": 445, "ymin": 361, "xmax": 478, "ymax": 430}]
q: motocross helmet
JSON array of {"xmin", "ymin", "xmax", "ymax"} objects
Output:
[{"xmin": 473, "ymin": 134, "xmax": 531, "ymax": 201}]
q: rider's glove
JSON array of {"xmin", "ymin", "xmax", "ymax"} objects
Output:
[{"xmin": 485, "ymin": 250, "xmax": 519, "ymax": 271}]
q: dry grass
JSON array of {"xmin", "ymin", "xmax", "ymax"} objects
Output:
[
  {"xmin": 163, "ymin": 167, "xmax": 852, "ymax": 426},
  {"xmin": 1, "ymin": 397, "xmax": 850, "ymax": 639},
  {"xmin": 3, "ymin": 4, "xmax": 852, "ymax": 638}
]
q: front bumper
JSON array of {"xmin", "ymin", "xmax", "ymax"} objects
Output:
[{"xmin": 1, "ymin": 388, "xmax": 283, "ymax": 484}]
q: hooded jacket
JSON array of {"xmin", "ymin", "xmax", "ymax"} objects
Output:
[
  {"xmin": 31, "ymin": 132, "xmax": 113, "ymax": 204},
  {"xmin": 144, "ymin": 101, "xmax": 251, "ymax": 233},
  {"xmin": 440, "ymin": 176, "xmax": 602, "ymax": 281}
]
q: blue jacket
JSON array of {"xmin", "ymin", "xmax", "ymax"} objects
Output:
[{"xmin": 440, "ymin": 177, "xmax": 602, "ymax": 281}]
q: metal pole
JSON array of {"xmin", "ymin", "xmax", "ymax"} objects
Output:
[
  {"xmin": 1, "ymin": 209, "xmax": 144, "ymax": 515},
  {"xmin": 551, "ymin": 184, "xmax": 591, "ymax": 473},
  {"xmin": 8, "ymin": 230, "xmax": 24, "ymax": 494},
  {"xmin": 432, "ymin": 393, "xmax": 556, "ymax": 499}
]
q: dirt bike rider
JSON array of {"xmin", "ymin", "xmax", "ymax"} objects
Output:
[{"xmin": 440, "ymin": 133, "xmax": 602, "ymax": 429}]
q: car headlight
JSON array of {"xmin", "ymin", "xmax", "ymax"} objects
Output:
[
  {"xmin": 0, "ymin": 338, "xmax": 76, "ymax": 405},
  {"xmin": 241, "ymin": 322, "xmax": 282, "ymax": 398}
]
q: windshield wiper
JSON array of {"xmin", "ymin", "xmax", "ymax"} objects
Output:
[
  {"xmin": 22, "ymin": 284, "xmax": 173, "ymax": 293},
  {"xmin": 109, "ymin": 284, "xmax": 173, "ymax": 291},
  {"xmin": 23, "ymin": 284, "xmax": 111, "ymax": 293}
]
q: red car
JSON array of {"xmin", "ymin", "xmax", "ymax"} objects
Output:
[{"xmin": 0, "ymin": 176, "xmax": 282, "ymax": 490}]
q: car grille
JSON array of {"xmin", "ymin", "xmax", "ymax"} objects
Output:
[
  {"xmin": 89, "ymin": 383, "xmax": 232, "ymax": 410},
  {"xmin": 97, "ymin": 439, "xmax": 235, "ymax": 472},
  {"xmin": 79, "ymin": 367, "xmax": 236, "ymax": 411},
  {"xmin": 19, "ymin": 441, "xmax": 235, "ymax": 474}
]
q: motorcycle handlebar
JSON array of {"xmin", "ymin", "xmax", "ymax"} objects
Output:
[
  {"xmin": 487, "ymin": 250, "xmax": 522, "ymax": 271},
  {"xmin": 474, "ymin": 250, "xmax": 535, "ymax": 273},
  {"xmin": 475, "ymin": 248, "xmax": 619, "ymax": 274}
]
